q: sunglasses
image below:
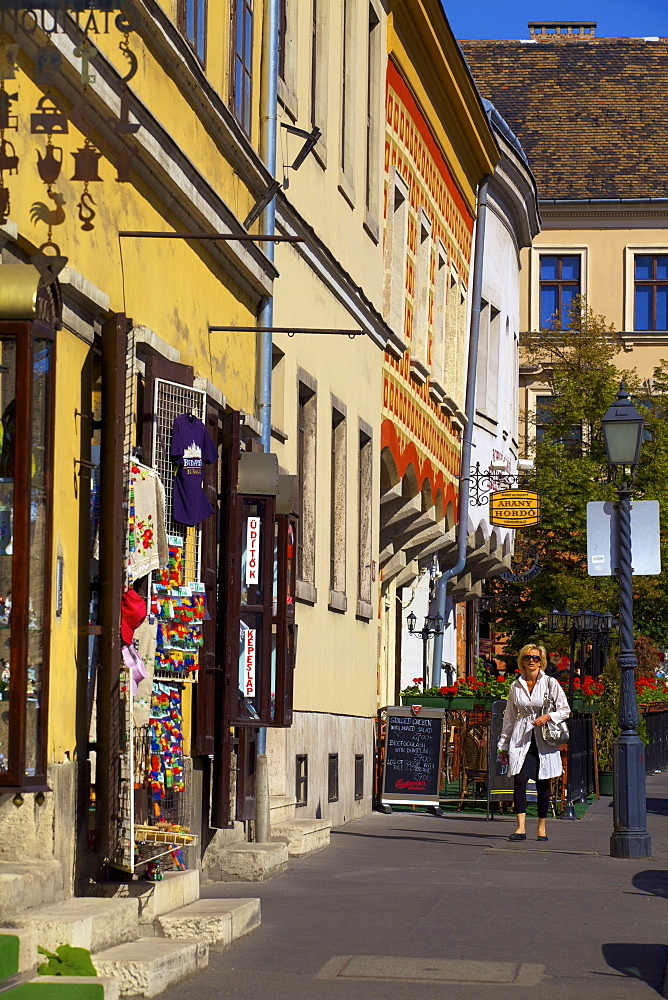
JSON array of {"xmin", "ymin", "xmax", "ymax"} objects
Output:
[{"xmin": 524, "ymin": 655, "xmax": 541, "ymax": 661}]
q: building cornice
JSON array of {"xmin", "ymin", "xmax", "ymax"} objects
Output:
[
  {"xmin": 388, "ymin": 0, "xmax": 499, "ymax": 216},
  {"xmin": 539, "ymin": 199, "xmax": 668, "ymax": 230}
]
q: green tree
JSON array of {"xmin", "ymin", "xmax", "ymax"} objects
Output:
[{"xmin": 489, "ymin": 298, "xmax": 668, "ymax": 654}]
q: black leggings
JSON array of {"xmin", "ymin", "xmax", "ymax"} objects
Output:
[
  {"xmin": 513, "ymin": 774, "xmax": 551, "ymax": 819},
  {"xmin": 513, "ymin": 732, "xmax": 551, "ymax": 819}
]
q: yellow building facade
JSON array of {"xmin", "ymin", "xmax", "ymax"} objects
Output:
[{"xmin": 0, "ymin": 0, "xmax": 274, "ymax": 887}]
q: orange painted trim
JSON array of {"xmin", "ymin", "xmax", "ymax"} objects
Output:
[
  {"xmin": 381, "ymin": 418, "xmax": 459, "ymax": 521},
  {"xmin": 387, "ymin": 59, "xmax": 474, "ymax": 234}
]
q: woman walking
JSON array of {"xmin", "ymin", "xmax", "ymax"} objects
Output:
[{"xmin": 498, "ymin": 643, "xmax": 570, "ymax": 841}]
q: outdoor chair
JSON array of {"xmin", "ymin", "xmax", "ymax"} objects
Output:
[{"xmin": 458, "ymin": 727, "xmax": 488, "ymax": 809}]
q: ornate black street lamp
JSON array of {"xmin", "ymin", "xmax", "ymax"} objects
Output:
[
  {"xmin": 407, "ymin": 612, "xmax": 444, "ymax": 692},
  {"xmin": 601, "ymin": 383, "xmax": 652, "ymax": 859}
]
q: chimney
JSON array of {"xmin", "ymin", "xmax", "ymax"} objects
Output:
[{"xmin": 528, "ymin": 21, "xmax": 596, "ymax": 39}]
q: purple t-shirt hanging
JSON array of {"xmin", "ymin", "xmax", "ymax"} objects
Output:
[{"xmin": 170, "ymin": 414, "xmax": 217, "ymax": 526}]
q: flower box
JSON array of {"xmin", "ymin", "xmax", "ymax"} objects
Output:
[
  {"xmin": 400, "ymin": 695, "xmax": 450, "ymax": 708},
  {"xmin": 475, "ymin": 697, "xmax": 501, "ymax": 711},
  {"xmin": 572, "ymin": 698, "xmax": 598, "ymax": 714},
  {"xmin": 449, "ymin": 696, "xmax": 476, "ymax": 710}
]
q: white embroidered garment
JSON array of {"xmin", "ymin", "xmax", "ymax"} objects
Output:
[
  {"xmin": 128, "ymin": 462, "xmax": 168, "ymax": 579},
  {"xmin": 497, "ymin": 671, "xmax": 571, "ymax": 779}
]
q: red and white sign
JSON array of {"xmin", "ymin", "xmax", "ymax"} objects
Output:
[
  {"xmin": 244, "ymin": 627, "xmax": 256, "ymax": 696},
  {"xmin": 246, "ymin": 516, "xmax": 261, "ymax": 586}
]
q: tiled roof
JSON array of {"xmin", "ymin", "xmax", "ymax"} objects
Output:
[{"xmin": 459, "ymin": 38, "xmax": 668, "ymax": 201}]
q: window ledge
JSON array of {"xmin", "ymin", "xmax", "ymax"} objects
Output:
[
  {"xmin": 363, "ymin": 211, "xmax": 379, "ymax": 244},
  {"xmin": 271, "ymin": 424, "xmax": 288, "ymax": 443},
  {"xmin": 356, "ymin": 599, "xmax": 373, "ymax": 621},
  {"xmin": 312, "ymin": 133, "xmax": 328, "ymax": 169},
  {"xmin": 328, "ymin": 590, "xmax": 347, "ymax": 614},
  {"xmin": 296, "ymin": 579, "xmax": 317, "ymax": 605},
  {"xmin": 338, "ymin": 170, "xmax": 356, "ymax": 209},
  {"xmin": 277, "ymin": 78, "xmax": 298, "ymax": 123},
  {"xmin": 429, "ymin": 378, "xmax": 446, "ymax": 405},
  {"xmin": 409, "ymin": 357, "xmax": 429, "ymax": 385}
]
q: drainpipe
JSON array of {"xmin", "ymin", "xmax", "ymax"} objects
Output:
[
  {"xmin": 254, "ymin": 0, "xmax": 279, "ymax": 843},
  {"xmin": 431, "ymin": 175, "xmax": 491, "ymax": 687}
]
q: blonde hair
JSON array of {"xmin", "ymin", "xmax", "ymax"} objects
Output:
[{"xmin": 518, "ymin": 643, "xmax": 547, "ymax": 674}]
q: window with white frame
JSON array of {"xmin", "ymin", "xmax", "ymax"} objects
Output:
[
  {"xmin": 539, "ymin": 254, "xmax": 580, "ymax": 328},
  {"xmin": 634, "ymin": 254, "xmax": 668, "ymax": 331}
]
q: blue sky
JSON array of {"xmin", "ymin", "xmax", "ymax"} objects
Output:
[{"xmin": 444, "ymin": 1, "xmax": 668, "ymax": 40}]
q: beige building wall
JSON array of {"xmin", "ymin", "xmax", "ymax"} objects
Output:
[
  {"xmin": 266, "ymin": 0, "xmax": 390, "ymax": 822},
  {"xmin": 520, "ymin": 203, "xmax": 668, "ymax": 381}
]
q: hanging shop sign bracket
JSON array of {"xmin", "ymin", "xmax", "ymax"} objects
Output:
[
  {"xmin": 209, "ymin": 326, "xmax": 363, "ymax": 339},
  {"xmin": 117, "ymin": 231, "xmax": 304, "ymax": 241}
]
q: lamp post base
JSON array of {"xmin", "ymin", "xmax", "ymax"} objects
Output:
[
  {"xmin": 610, "ymin": 830, "xmax": 652, "ymax": 859},
  {"xmin": 610, "ymin": 734, "xmax": 652, "ymax": 859}
]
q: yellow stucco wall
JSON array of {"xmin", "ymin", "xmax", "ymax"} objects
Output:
[{"xmin": 0, "ymin": 6, "xmax": 266, "ymax": 762}]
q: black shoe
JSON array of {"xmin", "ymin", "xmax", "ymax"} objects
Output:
[
  {"xmin": 508, "ymin": 833, "xmax": 526, "ymax": 841},
  {"xmin": 537, "ymin": 835, "xmax": 548, "ymax": 841}
]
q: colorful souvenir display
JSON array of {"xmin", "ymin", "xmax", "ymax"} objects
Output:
[
  {"xmin": 151, "ymin": 582, "xmax": 206, "ymax": 680},
  {"xmin": 148, "ymin": 684, "xmax": 185, "ymax": 814}
]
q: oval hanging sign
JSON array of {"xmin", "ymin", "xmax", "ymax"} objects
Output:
[{"xmin": 489, "ymin": 489, "xmax": 540, "ymax": 527}]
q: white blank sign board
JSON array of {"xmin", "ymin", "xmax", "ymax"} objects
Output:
[{"xmin": 587, "ymin": 500, "xmax": 661, "ymax": 576}]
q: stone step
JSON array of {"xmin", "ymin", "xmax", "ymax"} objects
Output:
[
  {"xmin": 91, "ymin": 870, "xmax": 199, "ymax": 925},
  {"xmin": 215, "ymin": 842, "xmax": 288, "ymax": 882},
  {"xmin": 3, "ymin": 897, "xmax": 139, "ymax": 954},
  {"xmin": 272, "ymin": 818, "xmax": 332, "ymax": 857},
  {"xmin": 0, "ymin": 927, "xmax": 38, "ymax": 976},
  {"xmin": 93, "ymin": 937, "xmax": 208, "ymax": 998},
  {"xmin": 269, "ymin": 794, "xmax": 297, "ymax": 824},
  {"xmin": 28, "ymin": 975, "xmax": 120, "ymax": 999},
  {"xmin": 0, "ymin": 861, "xmax": 64, "ymax": 920},
  {"xmin": 156, "ymin": 897, "xmax": 260, "ymax": 952}
]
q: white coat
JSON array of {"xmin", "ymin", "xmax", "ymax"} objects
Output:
[{"xmin": 497, "ymin": 671, "xmax": 571, "ymax": 780}]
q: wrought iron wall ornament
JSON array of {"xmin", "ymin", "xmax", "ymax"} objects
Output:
[
  {"xmin": 71, "ymin": 140, "xmax": 102, "ymax": 181},
  {"xmin": 467, "ymin": 462, "xmax": 538, "ymax": 508},
  {"xmin": 35, "ymin": 43, "xmax": 62, "ymax": 84},
  {"xmin": 73, "ymin": 36, "xmax": 96, "ymax": 85},
  {"xmin": 77, "ymin": 189, "xmax": 95, "ymax": 230},
  {"xmin": 36, "ymin": 140, "xmax": 62, "ymax": 183},
  {"xmin": 118, "ymin": 36, "xmax": 136, "ymax": 82},
  {"xmin": 114, "ymin": 140, "xmax": 136, "ymax": 182},
  {"xmin": 30, "ymin": 188, "xmax": 66, "ymax": 228},
  {"xmin": 498, "ymin": 528, "xmax": 542, "ymax": 583},
  {"xmin": 0, "ymin": 183, "xmax": 9, "ymax": 224},
  {"xmin": 0, "ymin": 42, "xmax": 19, "ymax": 79},
  {"xmin": 0, "ymin": 138, "xmax": 18, "ymax": 173},
  {"xmin": 0, "ymin": 88, "xmax": 18, "ymax": 130},
  {"xmin": 31, "ymin": 240, "xmax": 68, "ymax": 282},
  {"xmin": 31, "ymin": 94, "xmax": 68, "ymax": 133}
]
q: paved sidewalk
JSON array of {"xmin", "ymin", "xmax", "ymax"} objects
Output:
[{"xmin": 162, "ymin": 770, "xmax": 668, "ymax": 1000}]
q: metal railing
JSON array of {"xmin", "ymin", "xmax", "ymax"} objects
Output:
[{"xmin": 642, "ymin": 706, "xmax": 668, "ymax": 773}]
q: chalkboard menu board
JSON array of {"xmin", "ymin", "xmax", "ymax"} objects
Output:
[
  {"xmin": 488, "ymin": 700, "xmax": 514, "ymax": 804},
  {"xmin": 381, "ymin": 706, "xmax": 444, "ymax": 807}
]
